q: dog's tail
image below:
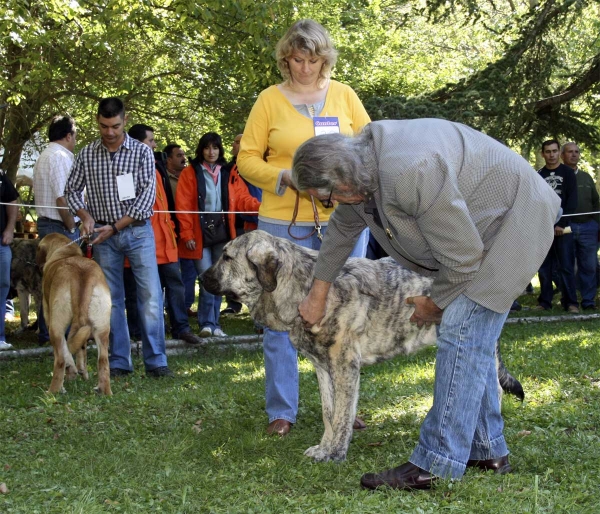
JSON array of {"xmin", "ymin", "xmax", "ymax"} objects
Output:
[
  {"xmin": 495, "ymin": 340, "xmax": 525, "ymax": 401},
  {"xmin": 65, "ymin": 275, "xmax": 96, "ymax": 354},
  {"xmin": 67, "ymin": 325, "xmax": 93, "ymax": 354}
]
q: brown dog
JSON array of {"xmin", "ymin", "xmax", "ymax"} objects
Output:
[
  {"xmin": 9, "ymin": 238, "xmax": 43, "ymax": 332},
  {"xmin": 36, "ymin": 233, "xmax": 112, "ymax": 395}
]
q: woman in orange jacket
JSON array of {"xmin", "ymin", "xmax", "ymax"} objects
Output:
[{"xmin": 176, "ymin": 133, "xmax": 260, "ymax": 337}]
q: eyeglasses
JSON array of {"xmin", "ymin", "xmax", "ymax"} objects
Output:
[{"xmin": 318, "ymin": 188, "xmax": 334, "ymax": 209}]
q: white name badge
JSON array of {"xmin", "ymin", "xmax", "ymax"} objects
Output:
[
  {"xmin": 313, "ymin": 117, "xmax": 340, "ymax": 136},
  {"xmin": 116, "ymin": 173, "xmax": 136, "ymax": 201}
]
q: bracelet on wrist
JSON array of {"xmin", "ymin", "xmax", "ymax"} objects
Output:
[{"xmin": 110, "ymin": 223, "xmax": 119, "ymax": 235}]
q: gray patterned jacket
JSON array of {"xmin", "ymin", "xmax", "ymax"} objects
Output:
[{"xmin": 314, "ymin": 119, "xmax": 561, "ymax": 313}]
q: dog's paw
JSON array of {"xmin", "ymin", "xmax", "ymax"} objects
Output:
[
  {"xmin": 93, "ymin": 385, "xmax": 113, "ymax": 396},
  {"xmin": 65, "ymin": 366, "xmax": 78, "ymax": 381},
  {"xmin": 304, "ymin": 445, "xmax": 335, "ymax": 462}
]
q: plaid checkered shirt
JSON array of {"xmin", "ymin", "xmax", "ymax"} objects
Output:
[{"xmin": 65, "ymin": 133, "xmax": 156, "ymax": 223}]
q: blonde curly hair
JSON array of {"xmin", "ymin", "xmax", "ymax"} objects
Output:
[{"xmin": 275, "ymin": 19, "xmax": 338, "ymax": 89}]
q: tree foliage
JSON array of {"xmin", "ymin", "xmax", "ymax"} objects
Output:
[
  {"xmin": 364, "ymin": 0, "xmax": 600, "ymax": 153},
  {"xmin": 0, "ymin": 0, "xmax": 295, "ymax": 180},
  {"xmin": 1, "ymin": 0, "xmax": 599, "ymax": 182}
]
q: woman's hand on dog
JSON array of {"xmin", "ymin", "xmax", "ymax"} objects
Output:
[{"xmin": 406, "ymin": 296, "xmax": 443, "ymax": 328}]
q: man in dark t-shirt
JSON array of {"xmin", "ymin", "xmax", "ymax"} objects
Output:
[{"xmin": 535, "ymin": 139, "xmax": 578, "ymax": 312}]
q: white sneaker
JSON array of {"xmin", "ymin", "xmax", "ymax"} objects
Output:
[
  {"xmin": 0, "ymin": 341, "xmax": 13, "ymax": 351},
  {"xmin": 213, "ymin": 328, "xmax": 227, "ymax": 337},
  {"xmin": 199, "ymin": 327, "xmax": 212, "ymax": 337}
]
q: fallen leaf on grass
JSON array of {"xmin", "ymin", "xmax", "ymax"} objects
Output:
[
  {"xmin": 53, "ymin": 433, "xmax": 60, "ymax": 440},
  {"xmin": 192, "ymin": 419, "xmax": 203, "ymax": 433},
  {"xmin": 104, "ymin": 499, "xmax": 120, "ymax": 505},
  {"xmin": 366, "ymin": 442, "xmax": 382, "ymax": 447},
  {"xmin": 3, "ymin": 464, "xmax": 10, "ymax": 471},
  {"xmin": 517, "ymin": 430, "xmax": 532, "ymax": 437},
  {"xmin": 0, "ymin": 483, "xmax": 8, "ymax": 494}
]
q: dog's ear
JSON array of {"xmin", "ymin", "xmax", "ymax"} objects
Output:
[
  {"xmin": 35, "ymin": 242, "xmax": 48, "ymax": 269},
  {"xmin": 246, "ymin": 244, "xmax": 281, "ymax": 293}
]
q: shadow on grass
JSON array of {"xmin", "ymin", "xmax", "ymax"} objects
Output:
[{"xmin": 1, "ymin": 319, "xmax": 599, "ymax": 512}]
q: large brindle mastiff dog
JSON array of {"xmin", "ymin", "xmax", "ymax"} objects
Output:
[
  {"xmin": 203, "ymin": 230, "xmax": 523, "ymax": 462},
  {"xmin": 36, "ymin": 233, "xmax": 112, "ymax": 395}
]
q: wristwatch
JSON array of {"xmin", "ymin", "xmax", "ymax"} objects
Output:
[{"xmin": 68, "ymin": 227, "xmax": 76, "ymax": 234}]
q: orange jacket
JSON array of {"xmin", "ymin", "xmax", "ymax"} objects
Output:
[
  {"xmin": 228, "ymin": 165, "xmax": 261, "ymax": 232},
  {"xmin": 176, "ymin": 162, "xmax": 235, "ymax": 259},
  {"xmin": 152, "ymin": 170, "xmax": 178, "ymax": 264},
  {"xmin": 125, "ymin": 170, "xmax": 178, "ymax": 268}
]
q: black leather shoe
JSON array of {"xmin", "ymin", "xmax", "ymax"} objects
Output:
[
  {"xmin": 220, "ymin": 307, "xmax": 241, "ymax": 315},
  {"xmin": 179, "ymin": 332, "xmax": 204, "ymax": 345},
  {"xmin": 146, "ymin": 366, "xmax": 175, "ymax": 378},
  {"xmin": 467, "ymin": 455, "xmax": 512, "ymax": 474},
  {"xmin": 110, "ymin": 368, "xmax": 132, "ymax": 378},
  {"xmin": 360, "ymin": 462, "xmax": 438, "ymax": 490}
]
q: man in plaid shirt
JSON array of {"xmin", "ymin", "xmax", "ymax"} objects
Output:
[{"xmin": 65, "ymin": 97, "xmax": 173, "ymax": 378}]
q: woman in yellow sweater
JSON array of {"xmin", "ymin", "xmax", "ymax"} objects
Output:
[{"xmin": 237, "ymin": 19, "xmax": 370, "ymax": 437}]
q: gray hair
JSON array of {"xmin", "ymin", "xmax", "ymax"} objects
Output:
[
  {"xmin": 292, "ymin": 127, "xmax": 378, "ymax": 196},
  {"xmin": 561, "ymin": 141, "xmax": 579, "ymax": 153}
]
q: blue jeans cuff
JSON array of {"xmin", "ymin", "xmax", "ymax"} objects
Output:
[
  {"xmin": 268, "ymin": 416, "xmax": 296, "ymax": 424},
  {"xmin": 410, "ymin": 445, "xmax": 466, "ymax": 479},
  {"xmin": 469, "ymin": 434, "xmax": 509, "ymax": 461}
]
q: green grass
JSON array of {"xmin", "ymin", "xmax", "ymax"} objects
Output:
[{"xmin": 2, "ymin": 308, "xmax": 600, "ymax": 512}]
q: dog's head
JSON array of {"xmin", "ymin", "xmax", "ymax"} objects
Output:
[
  {"xmin": 203, "ymin": 231, "xmax": 282, "ymax": 306},
  {"xmin": 36, "ymin": 233, "xmax": 82, "ymax": 269}
]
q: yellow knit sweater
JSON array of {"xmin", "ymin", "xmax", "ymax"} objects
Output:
[{"xmin": 237, "ymin": 80, "xmax": 370, "ymax": 223}]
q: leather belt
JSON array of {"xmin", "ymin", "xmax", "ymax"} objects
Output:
[
  {"xmin": 38, "ymin": 216, "xmax": 66, "ymax": 225},
  {"xmin": 96, "ymin": 220, "xmax": 146, "ymax": 227}
]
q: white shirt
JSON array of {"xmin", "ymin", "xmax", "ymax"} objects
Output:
[{"xmin": 33, "ymin": 142, "xmax": 75, "ymax": 221}]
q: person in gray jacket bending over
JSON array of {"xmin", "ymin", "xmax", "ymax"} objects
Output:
[{"xmin": 292, "ymin": 119, "xmax": 561, "ymax": 491}]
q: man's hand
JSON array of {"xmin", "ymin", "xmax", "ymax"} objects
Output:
[
  {"xmin": 406, "ymin": 296, "xmax": 443, "ymax": 328},
  {"xmin": 186, "ymin": 239, "xmax": 196, "ymax": 251},
  {"xmin": 91, "ymin": 225, "xmax": 115, "ymax": 245},
  {"xmin": 298, "ymin": 279, "xmax": 331, "ymax": 328},
  {"xmin": 2, "ymin": 228, "xmax": 14, "ymax": 245},
  {"xmin": 77, "ymin": 210, "xmax": 95, "ymax": 238},
  {"xmin": 554, "ymin": 226, "xmax": 564, "ymax": 237}
]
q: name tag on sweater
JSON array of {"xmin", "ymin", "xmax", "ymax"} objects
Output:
[
  {"xmin": 313, "ymin": 117, "xmax": 340, "ymax": 136},
  {"xmin": 116, "ymin": 173, "xmax": 136, "ymax": 201}
]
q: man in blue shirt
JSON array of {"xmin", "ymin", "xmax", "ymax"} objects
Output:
[{"xmin": 65, "ymin": 97, "xmax": 172, "ymax": 377}]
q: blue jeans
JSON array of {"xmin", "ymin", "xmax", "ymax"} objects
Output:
[
  {"xmin": 37, "ymin": 219, "xmax": 80, "ymax": 343},
  {"xmin": 0, "ymin": 243, "xmax": 11, "ymax": 342},
  {"xmin": 259, "ymin": 220, "xmax": 369, "ymax": 424},
  {"xmin": 571, "ymin": 221, "xmax": 598, "ymax": 308},
  {"xmin": 538, "ymin": 233, "xmax": 577, "ymax": 309},
  {"xmin": 193, "ymin": 242, "xmax": 227, "ymax": 330},
  {"xmin": 93, "ymin": 221, "xmax": 167, "ymax": 372},
  {"xmin": 158, "ymin": 261, "xmax": 191, "ymax": 337},
  {"xmin": 123, "ymin": 267, "xmax": 141, "ymax": 339},
  {"xmin": 410, "ymin": 294, "xmax": 510, "ymax": 479},
  {"xmin": 180, "ymin": 258, "xmax": 197, "ymax": 310}
]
